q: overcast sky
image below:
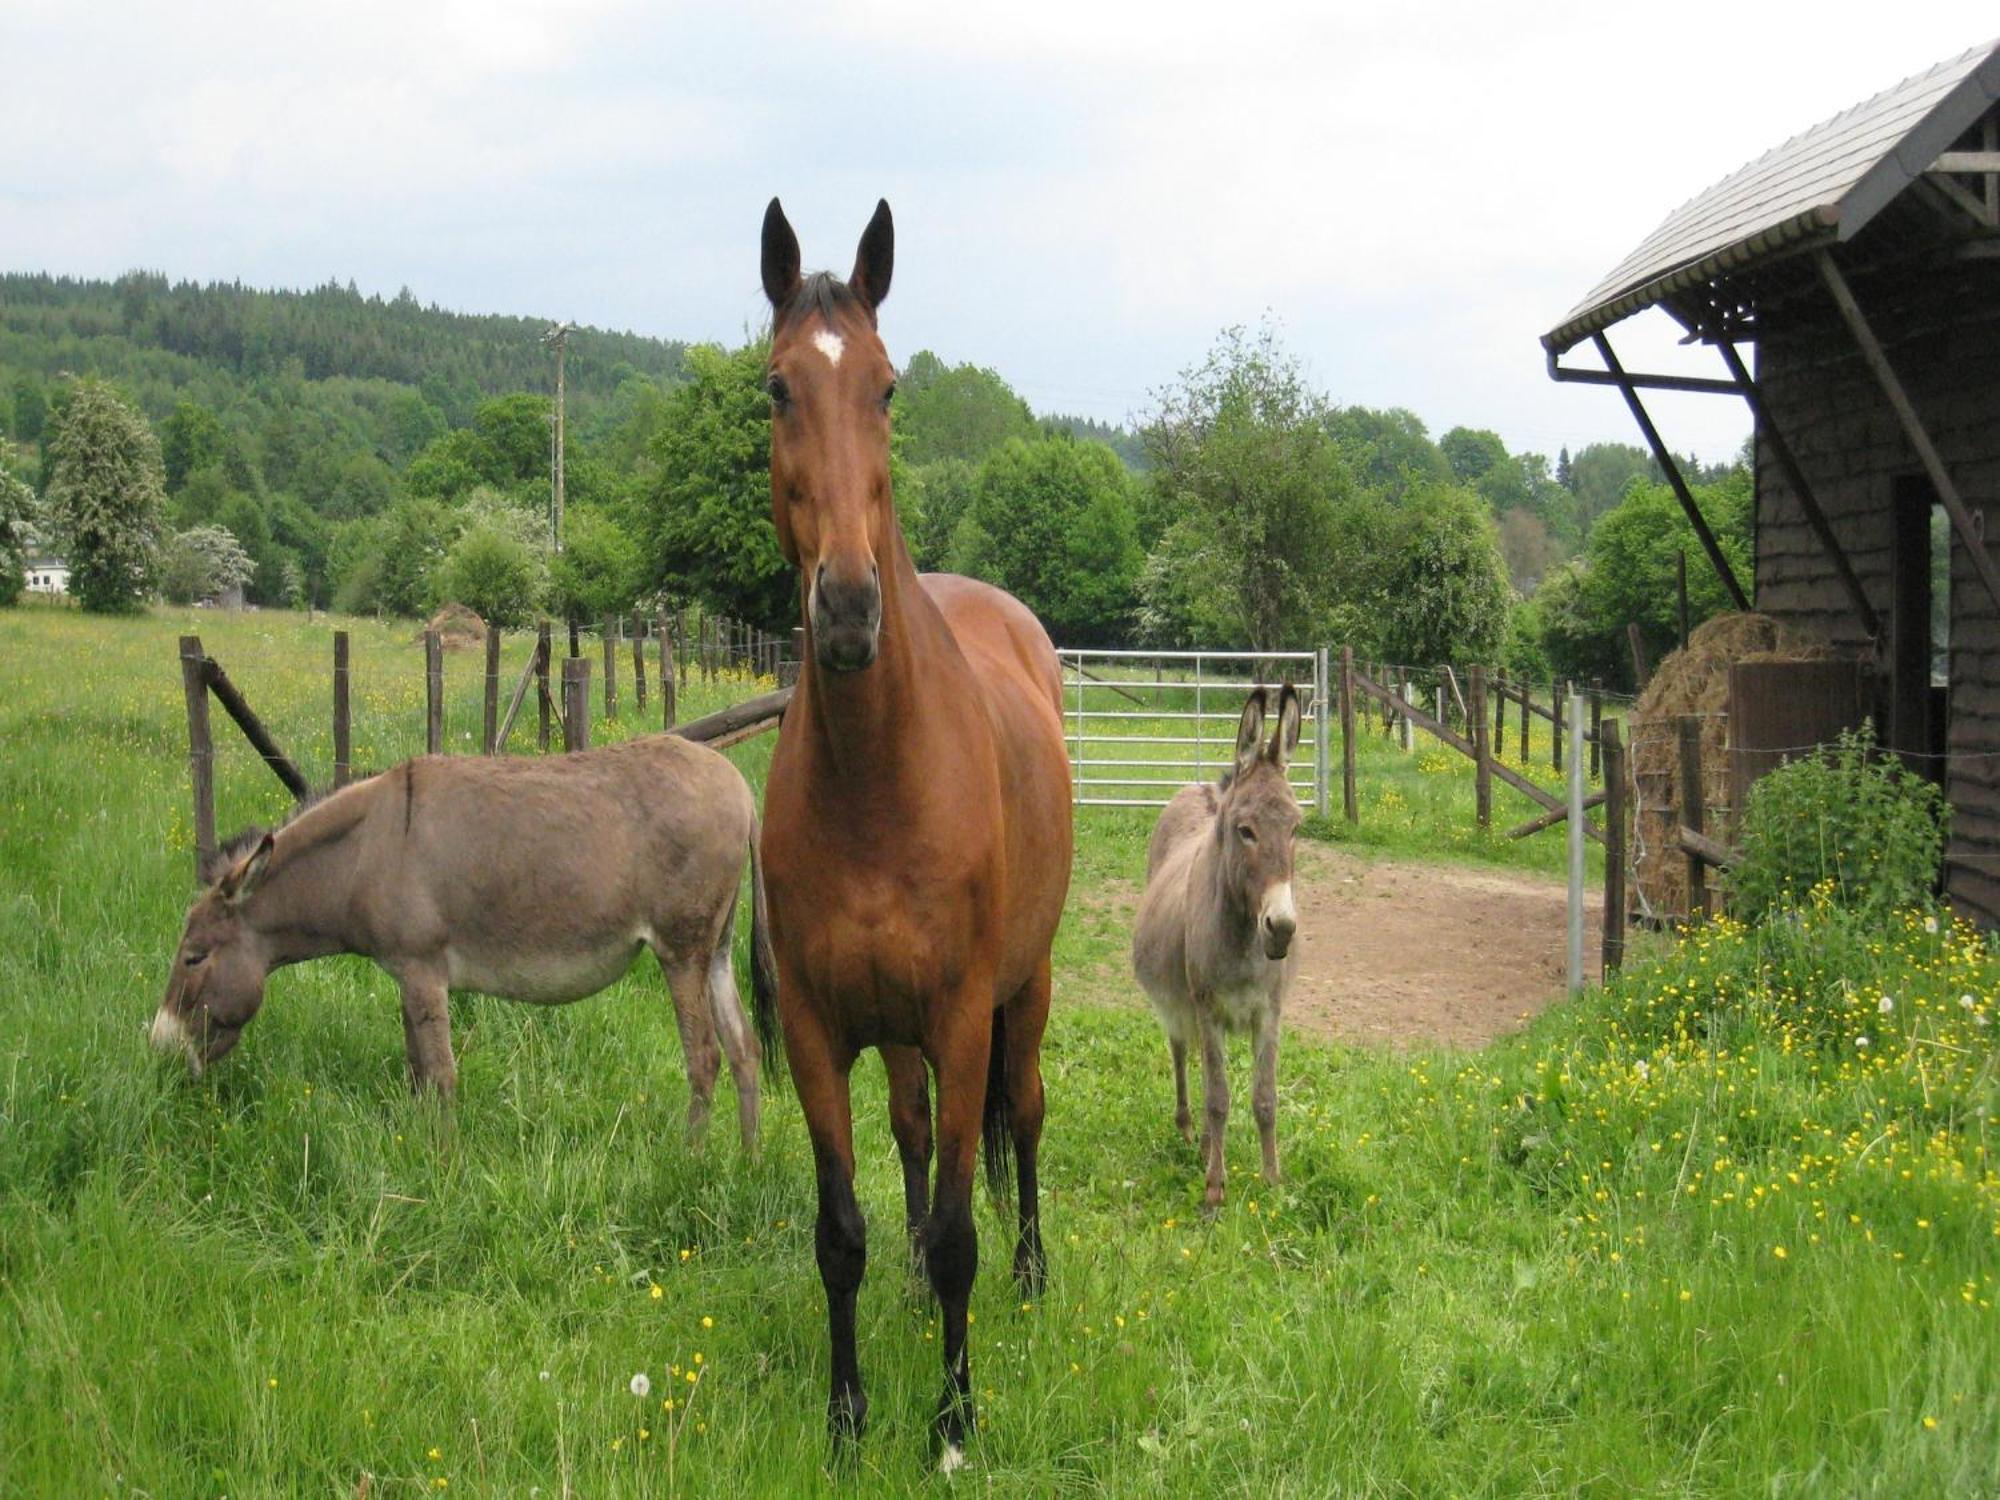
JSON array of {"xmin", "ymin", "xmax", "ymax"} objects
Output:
[{"xmin": 4, "ymin": 2, "xmax": 1993, "ymax": 463}]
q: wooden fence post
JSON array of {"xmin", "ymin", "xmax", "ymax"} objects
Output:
[
  {"xmin": 1678, "ymin": 715, "xmax": 1707, "ymax": 921},
  {"xmin": 633, "ymin": 618, "xmax": 648, "ymax": 715},
  {"xmin": 1627, "ymin": 622, "xmax": 1651, "ymax": 691},
  {"xmin": 1339, "ymin": 645, "xmax": 1358, "ymax": 824},
  {"xmin": 1589, "ymin": 678, "xmax": 1603, "ymax": 781},
  {"xmin": 563, "ymin": 658, "xmax": 591, "ymax": 752},
  {"xmin": 424, "ymin": 630, "xmax": 443, "ymax": 755},
  {"xmin": 1552, "ymin": 679, "xmax": 1565, "ymax": 773},
  {"xmin": 1470, "ymin": 664, "xmax": 1491, "ymax": 831},
  {"xmin": 1398, "ymin": 667, "xmax": 1413, "ymax": 751},
  {"xmin": 568, "ymin": 618, "xmax": 580, "ymax": 659},
  {"xmin": 180, "ymin": 636, "xmax": 215, "ymax": 880},
  {"xmin": 332, "ymin": 630, "xmax": 351, "ymax": 789},
  {"xmin": 660, "ymin": 612, "xmax": 678, "ymax": 730},
  {"xmin": 1601, "ymin": 719, "xmax": 1627, "ymax": 975},
  {"xmin": 483, "ymin": 624, "xmax": 502, "ymax": 753},
  {"xmin": 601, "ymin": 615, "xmax": 618, "ymax": 721},
  {"xmin": 1520, "ymin": 676, "xmax": 1531, "ymax": 763},
  {"xmin": 1493, "ymin": 667, "xmax": 1507, "ymax": 760},
  {"xmin": 536, "ymin": 623, "xmax": 553, "ymax": 751}
]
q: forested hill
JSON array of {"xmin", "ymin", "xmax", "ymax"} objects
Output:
[{"xmin": 0, "ymin": 272, "xmax": 685, "ymax": 424}]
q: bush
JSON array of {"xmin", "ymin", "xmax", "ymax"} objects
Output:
[{"xmin": 1731, "ymin": 725, "xmax": 1947, "ymax": 922}]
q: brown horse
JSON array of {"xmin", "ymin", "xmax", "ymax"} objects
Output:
[{"xmin": 754, "ymin": 198, "xmax": 1073, "ymax": 1467}]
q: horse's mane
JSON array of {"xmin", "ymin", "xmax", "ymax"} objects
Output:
[{"xmin": 777, "ymin": 271, "xmax": 860, "ymax": 329}]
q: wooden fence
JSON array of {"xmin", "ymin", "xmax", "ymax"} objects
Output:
[{"xmin": 177, "ymin": 618, "xmax": 796, "ymax": 882}]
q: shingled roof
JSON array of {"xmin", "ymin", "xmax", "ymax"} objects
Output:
[{"xmin": 1543, "ymin": 38, "xmax": 2000, "ymax": 354}]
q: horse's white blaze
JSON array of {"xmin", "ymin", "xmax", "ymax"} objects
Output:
[
  {"xmin": 812, "ymin": 328, "xmax": 845, "ymax": 366},
  {"xmin": 938, "ymin": 1443, "xmax": 965, "ymax": 1475}
]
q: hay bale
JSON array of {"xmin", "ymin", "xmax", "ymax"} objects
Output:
[
  {"xmin": 418, "ymin": 602, "xmax": 488, "ymax": 652},
  {"xmin": 1624, "ymin": 613, "xmax": 1830, "ymax": 922}
]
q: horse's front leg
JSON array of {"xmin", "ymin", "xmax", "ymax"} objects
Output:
[
  {"xmin": 923, "ymin": 985, "xmax": 993, "ymax": 1471},
  {"xmin": 786, "ymin": 1006, "xmax": 867, "ymax": 1449}
]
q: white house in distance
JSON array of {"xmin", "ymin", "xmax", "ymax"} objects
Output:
[{"xmin": 23, "ymin": 555, "xmax": 69, "ymax": 595}]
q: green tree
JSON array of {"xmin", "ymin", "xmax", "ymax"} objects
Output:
[
  {"xmin": 158, "ymin": 524, "xmax": 256, "ymax": 604},
  {"xmin": 437, "ymin": 522, "xmax": 545, "ymax": 626},
  {"xmin": 894, "ymin": 351, "xmax": 1037, "ymax": 467},
  {"xmin": 43, "ymin": 378, "xmax": 166, "ymax": 613},
  {"xmin": 372, "ymin": 497, "xmax": 460, "ymax": 617},
  {"xmin": 953, "ymin": 435, "xmax": 1141, "ymax": 644},
  {"xmin": 1579, "ymin": 472, "xmax": 1750, "ymax": 681},
  {"xmin": 902, "ymin": 458, "xmax": 978, "ymax": 572},
  {"xmin": 549, "ymin": 506, "xmax": 642, "ymax": 622},
  {"xmin": 160, "ymin": 401, "xmax": 227, "ymax": 493},
  {"xmin": 1440, "ymin": 427, "xmax": 1508, "ymax": 485},
  {"xmin": 11, "ymin": 377, "xmax": 48, "ymax": 444},
  {"xmin": 1368, "ymin": 481, "xmax": 1512, "ymax": 667},
  {"xmin": 1568, "ymin": 442, "xmax": 1657, "ymax": 531},
  {"xmin": 636, "ymin": 341, "xmax": 793, "ymax": 628},
  {"xmin": 0, "ymin": 442, "xmax": 37, "ymax": 607},
  {"xmin": 1141, "ymin": 323, "xmax": 1351, "ymax": 651},
  {"xmin": 1326, "ymin": 406, "xmax": 1451, "ymax": 501}
]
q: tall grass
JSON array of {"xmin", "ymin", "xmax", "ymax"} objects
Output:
[{"xmin": 1, "ymin": 605, "xmax": 1993, "ymax": 1496}]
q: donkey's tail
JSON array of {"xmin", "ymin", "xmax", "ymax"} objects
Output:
[
  {"xmin": 982, "ymin": 1003, "xmax": 1014, "ymax": 1206},
  {"xmin": 747, "ymin": 813, "xmax": 783, "ymax": 1081}
]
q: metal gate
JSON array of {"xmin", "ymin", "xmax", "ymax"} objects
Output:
[{"xmin": 1058, "ymin": 648, "xmax": 1329, "ymax": 812}]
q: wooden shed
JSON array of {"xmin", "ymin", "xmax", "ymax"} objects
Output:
[{"xmin": 1543, "ymin": 38, "xmax": 2000, "ymax": 927}]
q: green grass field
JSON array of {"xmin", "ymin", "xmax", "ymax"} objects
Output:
[{"xmin": 2, "ymin": 602, "xmax": 1995, "ymax": 1496}]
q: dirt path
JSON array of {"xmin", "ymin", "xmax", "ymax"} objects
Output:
[{"xmin": 1078, "ymin": 843, "xmax": 1600, "ymax": 1049}]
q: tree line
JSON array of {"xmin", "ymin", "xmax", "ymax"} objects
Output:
[{"xmin": 1, "ymin": 276, "xmax": 1749, "ymax": 688}]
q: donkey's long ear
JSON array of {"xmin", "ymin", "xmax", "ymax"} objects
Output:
[
  {"xmin": 220, "ymin": 831, "xmax": 275, "ymax": 905},
  {"xmin": 761, "ymin": 197, "xmax": 802, "ymax": 310},
  {"xmin": 849, "ymin": 199, "xmax": 893, "ymax": 313},
  {"xmin": 1267, "ymin": 681, "xmax": 1303, "ymax": 771},
  {"xmin": 1233, "ymin": 688, "xmax": 1269, "ymax": 779}
]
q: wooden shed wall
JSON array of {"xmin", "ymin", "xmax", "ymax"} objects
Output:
[{"xmin": 1752, "ymin": 257, "xmax": 2000, "ymax": 927}]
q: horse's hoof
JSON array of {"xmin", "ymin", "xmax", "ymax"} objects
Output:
[
  {"xmin": 828, "ymin": 1388, "xmax": 868, "ymax": 1449},
  {"xmin": 1013, "ymin": 1248, "xmax": 1047, "ymax": 1300}
]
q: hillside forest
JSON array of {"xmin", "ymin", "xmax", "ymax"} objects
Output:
[{"xmin": 0, "ymin": 272, "xmax": 1752, "ymax": 689}]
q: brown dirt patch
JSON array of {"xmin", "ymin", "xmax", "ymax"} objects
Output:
[{"xmin": 1080, "ymin": 843, "xmax": 1600, "ymax": 1049}]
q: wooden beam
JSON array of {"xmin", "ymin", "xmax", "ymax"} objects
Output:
[
  {"xmin": 1678, "ymin": 825, "xmax": 1739, "ymax": 871},
  {"xmin": 1593, "ymin": 332, "xmax": 1752, "ymax": 612},
  {"xmin": 1545, "ymin": 359, "xmax": 1742, "ymax": 396},
  {"xmin": 1504, "ymin": 789, "xmax": 1605, "ymax": 840},
  {"xmin": 1817, "ymin": 250, "xmax": 2000, "ymax": 616},
  {"xmin": 672, "ymin": 686, "xmax": 793, "ymax": 746},
  {"xmin": 202, "ymin": 657, "xmax": 311, "ymax": 801},
  {"xmin": 1930, "ymin": 150, "xmax": 2000, "ymax": 174},
  {"xmin": 1717, "ymin": 339, "xmax": 1881, "ymax": 640},
  {"xmin": 1923, "ymin": 170, "xmax": 1998, "ymax": 228}
]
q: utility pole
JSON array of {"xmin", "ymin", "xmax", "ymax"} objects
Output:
[{"xmin": 542, "ymin": 321, "xmax": 574, "ymax": 553}]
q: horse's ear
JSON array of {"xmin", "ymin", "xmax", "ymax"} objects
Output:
[
  {"xmin": 220, "ymin": 832, "xmax": 275, "ymax": 904},
  {"xmin": 1233, "ymin": 688, "xmax": 1268, "ymax": 778},
  {"xmin": 761, "ymin": 197, "xmax": 801, "ymax": 310},
  {"xmin": 849, "ymin": 199, "xmax": 893, "ymax": 312},
  {"xmin": 1267, "ymin": 682, "xmax": 1302, "ymax": 770}
]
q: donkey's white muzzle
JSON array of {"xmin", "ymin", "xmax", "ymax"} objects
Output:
[{"xmin": 1260, "ymin": 882, "xmax": 1297, "ymax": 960}]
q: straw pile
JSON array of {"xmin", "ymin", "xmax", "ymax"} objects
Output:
[
  {"xmin": 418, "ymin": 602, "xmax": 489, "ymax": 651},
  {"xmin": 1625, "ymin": 613, "xmax": 1830, "ymax": 922}
]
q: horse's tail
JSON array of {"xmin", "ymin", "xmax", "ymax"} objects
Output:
[
  {"xmin": 747, "ymin": 813, "xmax": 782, "ymax": 1081},
  {"xmin": 982, "ymin": 1003, "xmax": 1014, "ymax": 1205}
]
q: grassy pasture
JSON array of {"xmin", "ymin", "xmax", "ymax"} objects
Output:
[{"xmin": 1, "ymin": 602, "xmax": 1995, "ymax": 1497}]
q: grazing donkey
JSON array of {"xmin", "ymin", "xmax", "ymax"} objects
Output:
[
  {"xmin": 150, "ymin": 734, "xmax": 775, "ymax": 1149},
  {"xmin": 1132, "ymin": 685, "xmax": 1303, "ymax": 1210}
]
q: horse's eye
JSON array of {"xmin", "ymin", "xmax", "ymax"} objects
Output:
[
  {"xmin": 1237, "ymin": 825, "xmax": 1256, "ymax": 844},
  {"xmin": 766, "ymin": 374, "xmax": 790, "ymax": 408},
  {"xmin": 881, "ymin": 381, "xmax": 896, "ymax": 412}
]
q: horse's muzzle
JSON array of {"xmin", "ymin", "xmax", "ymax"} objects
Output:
[{"xmin": 812, "ymin": 562, "xmax": 881, "ymax": 673}]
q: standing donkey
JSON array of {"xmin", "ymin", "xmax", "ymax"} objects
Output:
[
  {"xmin": 1132, "ymin": 685, "xmax": 1303, "ymax": 1210},
  {"xmin": 151, "ymin": 735, "xmax": 773, "ymax": 1150}
]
